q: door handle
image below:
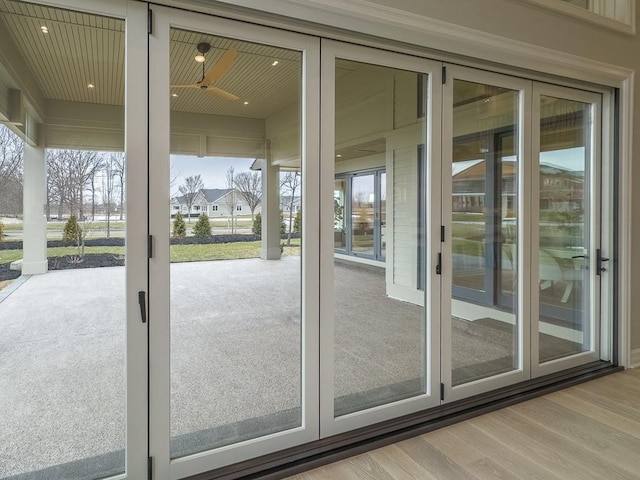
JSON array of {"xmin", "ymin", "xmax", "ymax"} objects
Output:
[{"xmin": 596, "ymin": 249, "xmax": 609, "ymax": 275}]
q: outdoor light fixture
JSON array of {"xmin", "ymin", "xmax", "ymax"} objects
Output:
[
  {"xmin": 40, "ymin": 25, "xmax": 48, "ymax": 33},
  {"xmin": 87, "ymin": 83, "xmax": 95, "ymax": 89},
  {"xmin": 271, "ymin": 60, "xmax": 279, "ymax": 66},
  {"xmin": 243, "ymin": 101, "xmax": 249, "ymax": 105},
  {"xmin": 172, "ymin": 93, "xmax": 179, "ymax": 97},
  {"xmin": 194, "ymin": 42, "xmax": 210, "ymax": 63}
]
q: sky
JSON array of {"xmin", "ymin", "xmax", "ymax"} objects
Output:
[{"xmin": 170, "ymin": 155, "xmax": 255, "ymax": 194}]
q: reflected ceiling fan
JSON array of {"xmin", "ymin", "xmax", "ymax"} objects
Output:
[{"xmin": 171, "ymin": 43, "xmax": 239, "ymax": 100}]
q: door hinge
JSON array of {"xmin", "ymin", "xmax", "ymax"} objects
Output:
[
  {"xmin": 148, "ymin": 456, "xmax": 153, "ymax": 480},
  {"xmin": 148, "ymin": 9, "xmax": 153, "ymax": 35},
  {"xmin": 441, "ymin": 225, "xmax": 445, "ymax": 242},
  {"xmin": 442, "ymin": 66, "xmax": 447, "ymax": 84},
  {"xmin": 148, "ymin": 235, "xmax": 153, "ymax": 259},
  {"xmin": 436, "ymin": 253, "xmax": 442, "ymax": 275},
  {"xmin": 440, "ymin": 383, "xmax": 445, "ymax": 401}
]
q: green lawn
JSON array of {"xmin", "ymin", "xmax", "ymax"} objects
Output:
[{"xmin": 0, "ymin": 239, "xmax": 301, "ymax": 266}]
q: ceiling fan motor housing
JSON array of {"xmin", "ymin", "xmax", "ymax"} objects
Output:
[{"xmin": 197, "ymin": 42, "xmax": 211, "ymax": 55}]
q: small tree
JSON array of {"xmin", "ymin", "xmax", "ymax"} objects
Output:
[
  {"xmin": 172, "ymin": 211, "xmax": 186, "ymax": 238},
  {"xmin": 193, "ymin": 213, "xmax": 212, "ymax": 238},
  {"xmin": 252, "ymin": 213, "xmax": 261, "ymax": 235},
  {"xmin": 280, "ymin": 211, "xmax": 286, "ymax": 234},
  {"xmin": 63, "ymin": 215, "xmax": 82, "ymax": 243},
  {"xmin": 294, "ymin": 209, "xmax": 302, "ymax": 234},
  {"xmin": 0, "ymin": 221, "xmax": 4, "ymax": 240}
]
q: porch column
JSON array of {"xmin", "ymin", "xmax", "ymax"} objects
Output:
[
  {"xmin": 261, "ymin": 154, "xmax": 281, "ymax": 260},
  {"xmin": 22, "ymin": 143, "xmax": 48, "ymax": 274}
]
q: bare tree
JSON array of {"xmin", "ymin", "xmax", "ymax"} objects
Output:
[
  {"xmin": 178, "ymin": 174, "xmax": 204, "ymax": 223},
  {"xmin": 46, "ymin": 149, "xmax": 102, "ymax": 219},
  {"xmin": 102, "ymin": 153, "xmax": 119, "ymax": 238},
  {"xmin": 280, "ymin": 171, "xmax": 301, "ymax": 246},
  {"xmin": 225, "ymin": 167, "xmax": 238, "ymax": 233},
  {"xmin": 0, "ymin": 125, "xmax": 23, "ymax": 209},
  {"xmin": 112, "ymin": 152, "xmax": 126, "ymax": 220},
  {"xmin": 233, "ymin": 170, "xmax": 261, "ymax": 221}
]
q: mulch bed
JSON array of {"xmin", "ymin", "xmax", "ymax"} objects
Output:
[{"xmin": 0, "ymin": 253, "xmax": 124, "ymax": 282}]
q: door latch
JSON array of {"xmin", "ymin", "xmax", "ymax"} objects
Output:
[{"xmin": 596, "ymin": 249, "xmax": 609, "ymax": 275}]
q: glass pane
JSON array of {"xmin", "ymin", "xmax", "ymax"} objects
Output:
[
  {"xmin": 451, "ymin": 79, "xmax": 519, "ymax": 386},
  {"xmin": 333, "ymin": 59, "xmax": 426, "ymax": 416},
  {"xmin": 351, "ymin": 174, "xmax": 375, "ymax": 255},
  {"xmin": 538, "ymin": 96, "xmax": 591, "ymax": 363},
  {"xmin": 169, "ymin": 29, "xmax": 302, "ymax": 458},
  {"xmin": 0, "ymin": 2, "xmax": 126, "ymax": 478}
]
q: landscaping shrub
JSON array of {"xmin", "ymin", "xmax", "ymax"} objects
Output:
[
  {"xmin": 294, "ymin": 209, "xmax": 302, "ymax": 233},
  {"xmin": 193, "ymin": 213, "xmax": 212, "ymax": 237},
  {"xmin": 63, "ymin": 215, "xmax": 82, "ymax": 243},
  {"xmin": 252, "ymin": 213, "xmax": 261, "ymax": 235},
  {"xmin": 172, "ymin": 212, "xmax": 186, "ymax": 238},
  {"xmin": 280, "ymin": 211, "xmax": 286, "ymax": 234},
  {"xmin": 0, "ymin": 221, "xmax": 4, "ymax": 239}
]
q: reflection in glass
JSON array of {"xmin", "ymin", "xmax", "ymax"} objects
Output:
[
  {"xmin": 333, "ymin": 59, "xmax": 426, "ymax": 416},
  {"xmin": 334, "ymin": 179, "xmax": 347, "ymax": 249},
  {"xmin": 351, "ymin": 174, "xmax": 375, "ymax": 255},
  {"xmin": 169, "ymin": 29, "xmax": 302, "ymax": 458},
  {"xmin": 451, "ymin": 79, "xmax": 520, "ymax": 386},
  {"xmin": 538, "ymin": 96, "xmax": 591, "ymax": 362}
]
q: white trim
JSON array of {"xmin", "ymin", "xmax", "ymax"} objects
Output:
[
  {"xmin": 514, "ymin": 0, "xmax": 635, "ymax": 35},
  {"xmin": 124, "ymin": 2, "xmax": 150, "ymax": 478},
  {"xmin": 631, "ymin": 349, "xmax": 640, "ymax": 368}
]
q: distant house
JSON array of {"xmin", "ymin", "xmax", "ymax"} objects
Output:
[
  {"xmin": 280, "ymin": 195, "xmax": 301, "ymax": 214},
  {"xmin": 171, "ymin": 188, "xmax": 261, "ymax": 218}
]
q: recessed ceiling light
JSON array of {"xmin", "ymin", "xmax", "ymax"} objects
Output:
[
  {"xmin": 243, "ymin": 101, "xmax": 249, "ymax": 105},
  {"xmin": 87, "ymin": 83, "xmax": 95, "ymax": 89},
  {"xmin": 172, "ymin": 93, "xmax": 179, "ymax": 97},
  {"xmin": 271, "ymin": 60, "xmax": 279, "ymax": 66},
  {"xmin": 40, "ymin": 25, "xmax": 48, "ymax": 33},
  {"xmin": 336, "ymin": 154, "xmax": 342, "ymax": 158}
]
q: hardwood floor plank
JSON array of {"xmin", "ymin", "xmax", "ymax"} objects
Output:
[
  {"xmin": 283, "ymin": 370, "xmax": 640, "ymax": 480},
  {"xmin": 396, "ymin": 435, "xmax": 480, "ymax": 480},
  {"xmin": 510, "ymin": 397, "xmax": 640, "ymax": 475},
  {"xmin": 471, "ymin": 407, "xmax": 631, "ymax": 480},
  {"xmin": 446, "ymin": 421, "xmax": 565, "ymax": 480}
]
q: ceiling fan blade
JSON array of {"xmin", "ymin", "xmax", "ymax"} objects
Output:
[
  {"xmin": 170, "ymin": 84, "xmax": 201, "ymax": 89},
  {"xmin": 202, "ymin": 47, "xmax": 238, "ymax": 86},
  {"xmin": 206, "ymin": 86, "xmax": 239, "ymax": 101}
]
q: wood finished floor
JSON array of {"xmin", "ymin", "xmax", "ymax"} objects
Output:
[{"xmin": 286, "ymin": 368, "xmax": 640, "ymax": 480}]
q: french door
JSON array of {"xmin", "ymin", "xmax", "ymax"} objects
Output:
[
  {"xmin": 148, "ymin": 7, "xmax": 319, "ymax": 479},
  {"xmin": 441, "ymin": 65, "xmax": 608, "ymax": 401}
]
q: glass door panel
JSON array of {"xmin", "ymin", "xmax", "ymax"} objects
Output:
[
  {"xmin": 532, "ymin": 86, "xmax": 602, "ymax": 375},
  {"xmin": 451, "ymin": 79, "xmax": 520, "ymax": 386},
  {"xmin": 149, "ymin": 7, "xmax": 319, "ymax": 478},
  {"xmin": 321, "ymin": 40, "xmax": 442, "ymax": 436},
  {"xmin": 443, "ymin": 67, "xmax": 529, "ymax": 401},
  {"xmin": 168, "ymin": 29, "xmax": 303, "ymax": 459},
  {"xmin": 0, "ymin": 1, "xmax": 147, "ymax": 478}
]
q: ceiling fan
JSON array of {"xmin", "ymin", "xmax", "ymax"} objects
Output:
[{"xmin": 171, "ymin": 43, "xmax": 239, "ymax": 100}]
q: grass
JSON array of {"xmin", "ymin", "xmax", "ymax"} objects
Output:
[{"xmin": 0, "ymin": 239, "xmax": 302, "ymax": 265}]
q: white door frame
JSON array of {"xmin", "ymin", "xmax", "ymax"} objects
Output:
[
  {"xmin": 530, "ymin": 82, "xmax": 604, "ymax": 377},
  {"xmin": 441, "ymin": 64, "xmax": 532, "ymax": 403},
  {"xmin": 319, "ymin": 39, "xmax": 443, "ymax": 437},
  {"xmin": 148, "ymin": 6, "xmax": 320, "ymax": 479}
]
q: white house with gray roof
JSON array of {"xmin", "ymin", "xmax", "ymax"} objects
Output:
[{"xmin": 171, "ymin": 188, "xmax": 261, "ymax": 218}]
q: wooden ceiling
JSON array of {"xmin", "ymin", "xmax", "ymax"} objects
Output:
[{"xmin": 0, "ymin": 0, "xmax": 303, "ymax": 120}]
